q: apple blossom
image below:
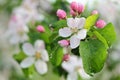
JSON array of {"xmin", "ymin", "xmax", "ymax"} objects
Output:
[
  {"xmin": 59, "ymin": 18, "xmax": 87, "ymax": 49},
  {"xmin": 7, "ymin": 20, "xmax": 29, "ymax": 44},
  {"xmin": 62, "ymin": 55, "xmax": 90, "ymax": 80},
  {"xmin": 95, "ymin": 19, "xmax": 106, "ymax": 28},
  {"xmin": 20, "ymin": 40, "xmax": 49, "ymax": 75}
]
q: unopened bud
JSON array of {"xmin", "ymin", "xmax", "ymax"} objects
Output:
[
  {"xmin": 36, "ymin": 25, "xmax": 45, "ymax": 32},
  {"xmin": 70, "ymin": 9, "xmax": 77, "ymax": 17},
  {"xmin": 91, "ymin": 10, "xmax": 98, "ymax": 15},
  {"xmin": 78, "ymin": 3, "xmax": 84, "ymax": 14},
  {"xmin": 70, "ymin": 2, "xmax": 78, "ymax": 11},
  {"xmin": 63, "ymin": 54, "xmax": 70, "ymax": 61},
  {"xmin": 56, "ymin": 9, "xmax": 66, "ymax": 19},
  {"xmin": 58, "ymin": 40, "xmax": 69, "ymax": 47},
  {"xmin": 95, "ymin": 20, "xmax": 106, "ymax": 28}
]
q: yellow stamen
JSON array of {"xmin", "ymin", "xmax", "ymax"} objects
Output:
[
  {"xmin": 75, "ymin": 66, "xmax": 81, "ymax": 71},
  {"xmin": 35, "ymin": 52, "xmax": 41, "ymax": 59},
  {"xmin": 71, "ymin": 27, "xmax": 78, "ymax": 33}
]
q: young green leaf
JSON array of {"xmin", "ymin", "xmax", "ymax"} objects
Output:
[
  {"xmin": 84, "ymin": 14, "xmax": 99, "ymax": 30},
  {"xmin": 49, "ymin": 31, "xmax": 59, "ymax": 43},
  {"xmin": 79, "ymin": 39, "xmax": 108, "ymax": 75},
  {"xmin": 50, "ymin": 45, "xmax": 64, "ymax": 66},
  {"xmin": 93, "ymin": 31, "xmax": 108, "ymax": 49},
  {"xmin": 95, "ymin": 23, "xmax": 116, "ymax": 46},
  {"xmin": 28, "ymin": 30, "xmax": 50, "ymax": 44},
  {"xmin": 13, "ymin": 52, "xmax": 27, "ymax": 63},
  {"xmin": 22, "ymin": 65, "xmax": 35, "ymax": 77},
  {"xmin": 52, "ymin": 20, "xmax": 67, "ymax": 30}
]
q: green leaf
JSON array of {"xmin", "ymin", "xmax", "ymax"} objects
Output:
[
  {"xmin": 96, "ymin": 23, "xmax": 116, "ymax": 46},
  {"xmin": 22, "ymin": 65, "xmax": 35, "ymax": 77},
  {"xmin": 52, "ymin": 20, "xmax": 67, "ymax": 30},
  {"xmin": 84, "ymin": 14, "xmax": 99, "ymax": 30},
  {"xmin": 28, "ymin": 30, "xmax": 50, "ymax": 44},
  {"xmin": 50, "ymin": 45, "xmax": 64, "ymax": 66},
  {"xmin": 93, "ymin": 31, "xmax": 108, "ymax": 49},
  {"xmin": 79, "ymin": 39, "xmax": 107, "ymax": 75},
  {"xmin": 39, "ymin": 32, "xmax": 51, "ymax": 44},
  {"xmin": 13, "ymin": 52, "xmax": 26, "ymax": 63},
  {"xmin": 49, "ymin": 31, "xmax": 59, "ymax": 42}
]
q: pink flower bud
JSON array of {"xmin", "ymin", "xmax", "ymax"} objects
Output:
[
  {"xmin": 58, "ymin": 40, "xmax": 69, "ymax": 47},
  {"xmin": 78, "ymin": 3, "xmax": 84, "ymax": 14},
  {"xmin": 36, "ymin": 25, "xmax": 45, "ymax": 32},
  {"xmin": 91, "ymin": 10, "xmax": 98, "ymax": 15},
  {"xmin": 95, "ymin": 20, "xmax": 106, "ymax": 28},
  {"xmin": 63, "ymin": 54, "xmax": 70, "ymax": 61},
  {"xmin": 56, "ymin": 9, "xmax": 66, "ymax": 19},
  {"xmin": 70, "ymin": 2, "xmax": 78, "ymax": 11},
  {"xmin": 70, "ymin": 9, "xmax": 77, "ymax": 17}
]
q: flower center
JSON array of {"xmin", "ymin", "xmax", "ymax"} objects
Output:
[
  {"xmin": 75, "ymin": 66, "xmax": 81, "ymax": 71},
  {"xmin": 18, "ymin": 29, "xmax": 24, "ymax": 36},
  {"xmin": 35, "ymin": 52, "xmax": 41, "ymax": 59},
  {"xmin": 71, "ymin": 27, "xmax": 78, "ymax": 33}
]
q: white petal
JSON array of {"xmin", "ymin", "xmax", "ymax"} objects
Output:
[
  {"xmin": 59, "ymin": 27, "xmax": 72, "ymax": 37},
  {"xmin": 22, "ymin": 43, "xmax": 35, "ymax": 56},
  {"xmin": 67, "ymin": 18, "xmax": 76, "ymax": 28},
  {"xmin": 23, "ymin": 25, "xmax": 29, "ymax": 32},
  {"xmin": 76, "ymin": 18, "xmax": 86, "ymax": 29},
  {"xmin": 69, "ymin": 55, "xmax": 79, "ymax": 66},
  {"xmin": 70, "ymin": 35, "xmax": 80, "ymax": 49},
  {"xmin": 20, "ymin": 33, "xmax": 29, "ymax": 42},
  {"xmin": 41, "ymin": 50, "xmax": 49, "ymax": 61},
  {"xmin": 20, "ymin": 57, "xmax": 35, "ymax": 68},
  {"xmin": 62, "ymin": 61, "xmax": 75, "ymax": 73},
  {"xmin": 76, "ymin": 29, "xmax": 87, "ymax": 39},
  {"xmin": 67, "ymin": 73, "xmax": 78, "ymax": 80},
  {"xmin": 77, "ymin": 58, "xmax": 83, "ymax": 67},
  {"xmin": 9, "ymin": 34, "xmax": 20, "ymax": 44},
  {"xmin": 67, "ymin": 18, "xmax": 86, "ymax": 29},
  {"xmin": 62, "ymin": 56, "xmax": 78, "ymax": 73},
  {"xmin": 78, "ymin": 68, "xmax": 90, "ymax": 79},
  {"xmin": 34, "ymin": 40, "xmax": 45, "ymax": 52},
  {"xmin": 35, "ymin": 60, "xmax": 48, "ymax": 75}
]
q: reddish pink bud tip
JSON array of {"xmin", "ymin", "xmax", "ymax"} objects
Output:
[
  {"xmin": 58, "ymin": 40, "xmax": 69, "ymax": 47},
  {"xmin": 36, "ymin": 25, "xmax": 45, "ymax": 32},
  {"xmin": 95, "ymin": 20, "xmax": 106, "ymax": 28},
  {"xmin": 78, "ymin": 3, "xmax": 84, "ymax": 14},
  {"xmin": 56, "ymin": 9, "xmax": 66, "ymax": 19},
  {"xmin": 70, "ymin": 2, "xmax": 84, "ymax": 14},
  {"xmin": 70, "ymin": 2, "xmax": 78, "ymax": 11},
  {"xmin": 91, "ymin": 10, "xmax": 98, "ymax": 15},
  {"xmin": 63, "ymin": 54, "xmax": 70, "ymax": 61},
  {"xmin": 70, "ymin": 9, "xmax": 77, "ymax": 17}
]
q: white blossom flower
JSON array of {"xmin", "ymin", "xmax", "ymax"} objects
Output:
[
  {"xmin": 20, "ymin": 40, "xmax": 49, "ymax": 74},
  {"xmin": 62, "ymin": 55, "xmax": 90, "ymax": 80},
  {"xmin": 59, "ymin": 18, "xmax": 87, "ymax": 49},
  {"xmin": 13, "ymin": 6, "xmax": 42, "ymax": 23},
  {"xmin": 7, "ymin": 18, "xmax": 29, "ymax": 44}
]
